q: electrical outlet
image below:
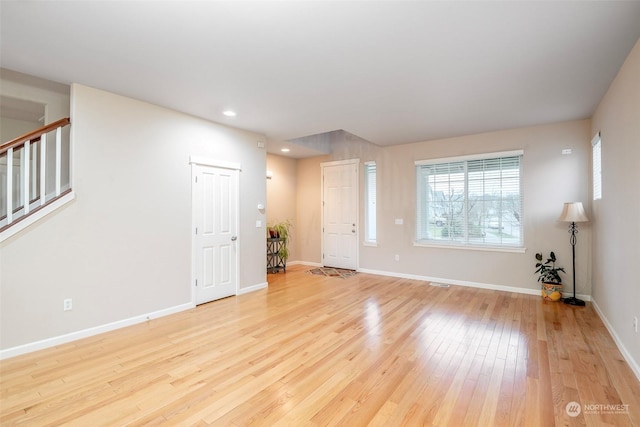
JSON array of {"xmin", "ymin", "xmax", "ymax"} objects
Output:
[
  {"xmin": 63, "ymin": 298, "xmax": 72, "ymax": 311},
  {"xmin": 394, "ymin": 254, "xmax": 400, "ymax": 261},
  {"xmin": 634, "ymin": 316, "xmax": 638, "ymax": 333}
]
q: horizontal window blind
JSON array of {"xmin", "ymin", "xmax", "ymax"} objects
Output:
[{"xmin": 416, "ymin": 152, "xmax": 523, "ymax": 248}]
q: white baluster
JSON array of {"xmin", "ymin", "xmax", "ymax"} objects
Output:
[
  {"xmin": 55, "ymin": 126, "xmax": 61, "ymax": 196},
  {"xmin": 30, "ymin": 142, "xmax": 38, "ymax": 203},
  {"xmin": 23, "ymin": 140, "xmax": 30, "ymax": 215},
  {"xmin": 40, "ymin": 133, "xmax": 47, "ymax": 205},
  {"xmin": 7, "ymin": 147, "xmax": 13, "ymax": 224}
]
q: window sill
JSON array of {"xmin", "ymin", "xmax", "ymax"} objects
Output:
[
  {"xmin": 363, "ymin": 241, "xmax": 378, "ymax": 247},
  {"xmin": 413, "ymin": 241, "xmax": 526, "ymax": 254}
]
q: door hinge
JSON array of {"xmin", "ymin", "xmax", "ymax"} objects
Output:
[
  {"xmin": 195, "ymin": 176, "xmax": 198, "ymax": 183},
  {"xmin": 195, "ymin": 227, "xmax": 198, "ymax": 235},
  {"xmin": 195, "ymin": 279, "xmax": 198, "ymax": 287}
]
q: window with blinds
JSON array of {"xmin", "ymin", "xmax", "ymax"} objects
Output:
[
  {"xmin": 415, "ymin": 151, "xmax": 523, "ymax": 248},
  {"xmin": 364, "ymin": 162, "xmax": 377, "ymax": 243},
  {"xmin": 592, "ymin": 133, "xmax": 602, "ymax": 201}
]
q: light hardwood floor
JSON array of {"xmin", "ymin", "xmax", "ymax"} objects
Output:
[{"xmin": 1, "ymin": 265, "xmax": 639, "ymax": 426}]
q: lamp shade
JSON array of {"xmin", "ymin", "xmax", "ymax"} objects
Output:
[{"xmin": 558, "ymin": 202, "xmax": 589, "ymax": 223}]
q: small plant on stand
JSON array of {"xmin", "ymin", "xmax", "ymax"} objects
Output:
[{"xmin": 267, "ymin": 220, "xmax": 293, "ymax": 265}]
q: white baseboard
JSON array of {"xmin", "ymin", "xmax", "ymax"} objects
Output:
[
  {"xmin": 0, "ymin": 302, "xmax": 194, "ymax": 360},
  {"xmin": 2, "ymin": 283, "xmax": 268, "ymax": 360},
  {"xmin": 591, "ymin": 299, "xmax": 640, "ymax": 382},
  {"xmin": 357, "ymin": 267, "xmax": 592, "ymax": 301},
  {"xmin": 288, "ymin": 260, "xmax": 323, "ymax": 267},
  {"xmin": 238, "ymin": 281, "xmax": 268, "ymax": 295}
]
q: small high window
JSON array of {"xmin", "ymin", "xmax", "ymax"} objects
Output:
[
  {"xmin": 592, "ymin": 133, "xmax": 602, "ymax": 201},
  {"xmin": 364, "ymin": 162, "xmax": 376, "ymax": 243}
]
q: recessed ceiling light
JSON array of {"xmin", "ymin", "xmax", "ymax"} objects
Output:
[
  {"xmin": 223, "ymin": 110, "xmax": 237, "ymax": 117},
  {"xmin": 281, "ymin": 148, "xmax": 290, "ymax": 153}
]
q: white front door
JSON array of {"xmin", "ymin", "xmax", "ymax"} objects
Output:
[
  {"xmin": 322, "ymin": 160, "xmax": 358, "ymax": 270},
  {"xmin": 192, "ymin": 164, "xmax": 238, "ymax": 304}
]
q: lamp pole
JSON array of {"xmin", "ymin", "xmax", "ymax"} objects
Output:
[{"xmin": 564, "ymin": 221, "xmax": 585, "ymax": 306}]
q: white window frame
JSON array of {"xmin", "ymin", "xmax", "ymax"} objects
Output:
[
  {"xmin": 592, "ymin": 132, "xmax": 602, "ymax": 201},
  {"xmin": 415, "ymin": 150, "xmax": 524, "ymax": 250},
  {"xmin": 364, "ymin": 161, "xmax": 377, "ymax": 244}
]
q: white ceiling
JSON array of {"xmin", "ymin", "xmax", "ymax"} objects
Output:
[{"xmin": 1, "ymin": 1, "xmax": 639, "ymax": 158}]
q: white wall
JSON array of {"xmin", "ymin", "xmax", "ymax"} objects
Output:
[
  {"xmin": 1, "ymin": 69, "xmax": 72, "ymax": 192},
  {"xmin": 296, "ymin": 119, "xmax": 592, "ymax": 293},
  {"xmin": 0, "ymin": 117, "xmax": 41, "ymax": 143},
  {"xmin": 295, "ymin": 155, "xmax": 329, "ymax": 264},
  {"xmin": 266, "ymin": 154, "xmax": 298, "ymax": 261},
  {"xmin": 591, "ymin": 38, "xmax": 640, "ymax": 376},
  {"xmin": 0, "ymin": 84, "xmax": 267, "ymax": 351},
  {"xmin": 371, "ymin": 120, "xmax": 591, "ymax": 290},
  {"xmin": 0, "ymin": 69, "xmax": 69, "ymax": 123}
]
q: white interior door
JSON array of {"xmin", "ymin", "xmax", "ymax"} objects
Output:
[
  {"xmin": 192, "ymin": 164, "xmax": 238, "ymax": 304},
  {"xmin": 322, "ymin": 160, "xmax": 358, "ymax": 270}
]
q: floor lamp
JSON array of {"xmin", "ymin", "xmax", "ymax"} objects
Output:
[{"xmin": 558, "ymin": 202, "xmax": 589, "ymax": 306}]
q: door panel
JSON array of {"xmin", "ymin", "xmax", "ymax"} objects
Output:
[
  {"xmin": 322, "ymin": 161, "xmax": 358, "ymax": 270},
  {"xmin": 193, "ymin": 165, "xmax": 238, "ymax": 304}
]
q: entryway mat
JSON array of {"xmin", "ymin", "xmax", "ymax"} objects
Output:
[{"xmin": 307, "ymin": 267, "xmax": 358, "ymax": 279}]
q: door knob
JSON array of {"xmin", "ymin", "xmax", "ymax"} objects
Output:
[{"xmin": 231, "ymin": 236, "xmax": 237, "ymax": 241}]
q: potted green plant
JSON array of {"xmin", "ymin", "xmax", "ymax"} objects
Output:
[
  {"xmin": 270, "ymin": 220, "xmax": 293, "ymax": 262},
  {"xmin": 535, "ymin": 252, "xmax": 565, "ymax": 301}
]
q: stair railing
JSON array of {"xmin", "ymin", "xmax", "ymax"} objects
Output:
[{"xmin": 1, "ymin": 117, "xmax": 71, "ymax": 234}]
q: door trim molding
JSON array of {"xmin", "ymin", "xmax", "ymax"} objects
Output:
[
  {"xmin": 189, "ymin": 156, "xmax": 241, "ymax": 171},
  {"xmin": 320, "ymin": 158, "xmax": 359, "ymax": 168}
]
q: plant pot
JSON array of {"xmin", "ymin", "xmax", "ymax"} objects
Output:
[
  {"xmin": 269, "ymin": 229, "xmax": 276, "ymax": 238},
  {"xmin": 541, "ymin": 282, "xmax": 563, "ymax": 301}
]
